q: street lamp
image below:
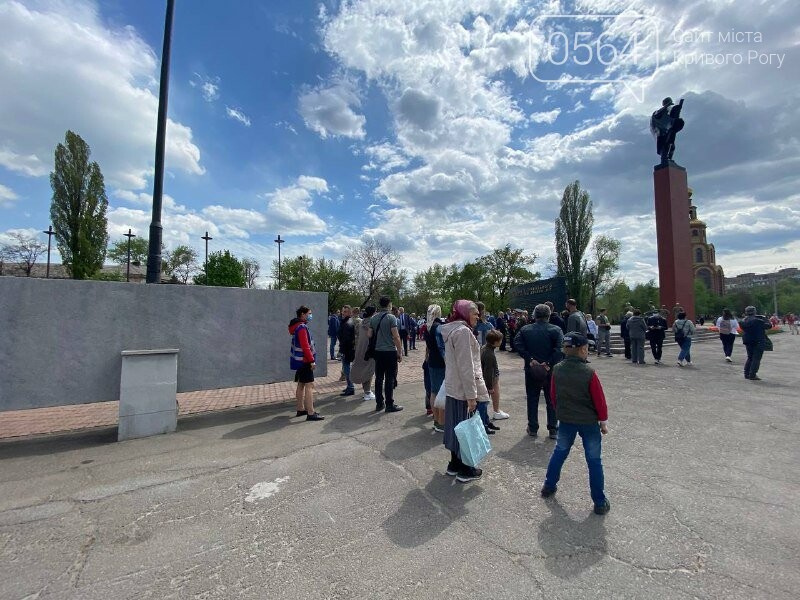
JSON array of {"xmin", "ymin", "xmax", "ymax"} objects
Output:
[
  {"xmin": 274, "ymin": 234, "xmax": 284, "ymax": 289},
  {"xmin": 772, "ymin": 265, "xmax": 783, "ymax": 316},
  {"xmin": 201, "ymin": 231, "xmax": 213, "ymax": 284},
  {"xmin": 146, "ymin": 0, "xmax": 176, "ymax": 284},
  {"xmin": 42, "ymin": 225, "xmax": 55, "ymax": 278},
  {"xmin": 124, "ymin": 228, "xmax": 136, "ymax": 282}
]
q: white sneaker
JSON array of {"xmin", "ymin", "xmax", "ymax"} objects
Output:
[
  {"xmin": 677, "ymin": 360, "xmax": 684, "ymax": 367},
  {"xmin": 654, "ymin": 359, "xmax": 660, "ymax": 364},
  {"xmin": 363, "ymin": 392, "xmax": 376, "ymax": 401},
  {"xmin": 725, "ymin": 356, "xmax": 732, "ymax": 363},
  {"xmin": 493, "ymin": 410, "xmax": 510, "ymax": 420}
]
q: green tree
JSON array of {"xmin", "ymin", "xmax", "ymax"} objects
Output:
[
  {"xmin": 107, "ymin": 237, "xmax": 149, "ymax": 266},
  {"xmin": 272, "ymin": 255, "xmax": 353, "ymax": 314},
  {"xmin": 193, "ymin": 250, "xmax": 245, "ymax": 287},
  {"xmin": 584, "ymin": 235, "xmax": 622, "ymax": 315},
  {"xmin": 478, "ymin": 244, "xmax": 539, "ymax": 313},
  {"xmin": 49, "ymin": 130, "xmax": 109, "ymax": 279},
  {"xmin": 164, "ymin": 245, "xmax": 199, "ymax": 284},
  {"xmin": 596, "ymin": 280, "xmax": 631, "ymax": 322},
  {"xmin": 555, "ymin": 180, "xmax": 594, "ymax": 307}
]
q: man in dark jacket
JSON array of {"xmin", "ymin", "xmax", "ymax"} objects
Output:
[
  {"xmin": 337, "ymin": 306, "xmax": 356, "ymax": 395},
  {"xmin": 496, "ymin": 312, "xmax": 508, "ymax": 351},
  {"xmin": 620, "ymin": 311, "xmax": 632, "ymax": 359},
  {"xmin": 545, "ymin": 301, "xmax": 566, "ymax": 333},
  {"xmin": 328, "ymin": 311, "xmax": 340, "ymax": 360},
  {"xmin": 646, "ymin": 311, "xmax": 668, "ymax": 364},
  {"xmin": 741, "ymin": 306, "xmax": 771, "ymax": 380},
  {"xmin": 515, "ymin": 304, "xmax": 564, "ymax": 439},
  {"xmin": 565, "ymin": 299, "xmax": 588, "ymax": 336}
]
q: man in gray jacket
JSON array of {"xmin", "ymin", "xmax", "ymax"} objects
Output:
[
  {"xmin": 626, "ymin": 309, "xmax": 648, "ymax": 364},
  {"xmin": 565, "ymin": 299, "xmax": 588, "ymax": 335},
  {"xmin": 515, "ymin": 304, "xmax": 564, "ymax": 439}
]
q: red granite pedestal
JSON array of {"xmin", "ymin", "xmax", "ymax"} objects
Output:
[{"xmin": 654, "ymin": 163, "xmax": 695, "ymax": 323}]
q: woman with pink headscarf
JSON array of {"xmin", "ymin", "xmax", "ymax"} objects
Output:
[{"xmin": 438, "ymin": 300, "xmax": 489, "ymax": 483}]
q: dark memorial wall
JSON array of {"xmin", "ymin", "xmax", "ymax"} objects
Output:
[{"xmin": 508, "ymin": 276, "xmax": 568, "ymax": 312}]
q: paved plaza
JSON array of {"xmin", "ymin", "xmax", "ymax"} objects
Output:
[{"xmin": 1, "ymin": 334, "xmax": 798, "ymax": 599}]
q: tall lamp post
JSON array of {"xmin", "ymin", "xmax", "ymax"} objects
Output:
[
  {"xmin": 274, "ymin": 234, "xmax": 284, "ymax": 289},
  {"xmin": 146, "ymin": 0, "xmax": 176, "ymax": 284},
  {"xmin": 42, "ymin": 225, "xmax": 55, "ymax": 278},
  {"xmin": 201, "ymin": 231, "xmax": 213, "ymax": 284},
  {"xmin": 124, "ymin": 229, "xmax": 136, "ymax": 282}
]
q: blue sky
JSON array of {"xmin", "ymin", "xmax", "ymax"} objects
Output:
[{"xmin": 1, "ymin": 0, "xmax": 799, "ymax": 286}]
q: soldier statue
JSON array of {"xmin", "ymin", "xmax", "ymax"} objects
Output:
[{"xmin": 650, "ymin": 97, "xmax": 685, "ymax": 165}]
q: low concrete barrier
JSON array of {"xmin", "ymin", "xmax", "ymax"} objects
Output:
[{"xmin": 118, "ymin": 349, "xmax": 179, "ymax": 441}]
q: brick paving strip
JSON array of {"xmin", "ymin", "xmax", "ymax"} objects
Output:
[{"xmin": 0, "ymin": 348, "xmax": 428, "ymax": 440}]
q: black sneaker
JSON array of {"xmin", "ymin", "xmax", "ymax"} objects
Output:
[
  {"xmin": 456, "ymin": 467, "xmax": 483, "ymax": 483},
  {"xmin": 548, "ymin": 429, "xmax": 558, "ymax": 440},
  {"xmin": 296, "ymin": 410, "xmax": 308, "ymax": 417},
  {"xmin": 527, "ymin": 425, "xmax": 538, "ymax": 437},
  {"xmin": 540, "ymin": 484, "xmax": 556, "ymax": 498},
  {"xmin": 385, "ymin": 405, "xmax": 404, "ymax": 413},
  {"xmin": 485, "ymin": 428, "xmax": 496, "ymax": 435},
  {"xmin": 306, "ymin": 413, "xmax": 325, "ymax": 421},
  {"xmin": 445, "ymin": 462, "xmax": 459, "ymax": 476},
  {"xmin": 486, "ymin": 422, "xmax": 500, "ymax": 431},
  {"xmin": 340, "ymin": 389, "xmax": 355, "ymax": 396},
  {"xmin": 594, "ymin": 499, "xmax": 611, "ymax": 515},
  {"xmin": 750, "ymin": 375, "xmax": 762, "ymax": 381},
  {"xmin": 375, "ymin": 402, "xmax": 385, "ymax": 412}
]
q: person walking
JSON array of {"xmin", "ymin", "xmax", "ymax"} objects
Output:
[
  {"xmin": 289, "ymin": 305, "xmax": 323, "ymax": 421},
  {"xmin": 327, "ymin": 311, "xmax": 340, "ymax": 361},
  {"xmin": 741, "ymin": 306, "xmax": 771, "ymax": 380},
  {"xmin": 673, "ymin": 311, "xmax": 696, "ymax": 367},
  {"xmin": 397, "ymin": 307, "xmax": 410, "ymax": 356},
  {"xmin": 351, "ymin": 306, "xmax": 376, "ymax": 402},
  {"xmin": 540, "ymin": 332, "xmax": 610, "ymax": 515},
  {"xmin": 646, "ymin": 310, "xmax": 668, "ymax": 364},
  {"xmin": 595, "ymin": 308, "xmax": 613, "ymax": 357},
  {"xmin": 716, "ymin": 309, "xmax": 739, "ymax": 362},
  {"xmin": 515, "ymin": 304, "xmax": 564, "ymax": 439},
  {"xmin": 440, "ymin": 300, "xmax": 489, "ymax": 483},
  {"xmin": 337, "ymin": 305, "xmax": 356, "ymax": 396},
  {"xmin": 626, "ymin": 309, "xmax": 648, "ymax": 365},
  {"xmin": 620, "ymin": 311, "xmax": 633, "ymax": 360},
  {"xmin": 368, "ymin": 296, "xmax": 404, "ymax": 412},
  {"xmin": 425, "ymin": 304, "xmax": 446, "ymax": 433}
]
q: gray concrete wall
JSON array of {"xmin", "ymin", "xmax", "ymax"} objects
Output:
[{"xmin": 0, "ymin": 277, "xmax": 328, "ymax": 411}]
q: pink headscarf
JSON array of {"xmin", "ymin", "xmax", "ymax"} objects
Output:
[{"xmin": 450, "ymin": 299, "xmax": 476, "ymax": 322}]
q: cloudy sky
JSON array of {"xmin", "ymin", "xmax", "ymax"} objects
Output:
[{"xmin": 1, "ymin": 0, "xmax": 798, "ymax": 286}]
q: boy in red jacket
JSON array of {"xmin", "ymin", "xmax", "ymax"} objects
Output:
[{"xmin": 540, "ymin": 331, "xmax": 610, "ymax": 515}]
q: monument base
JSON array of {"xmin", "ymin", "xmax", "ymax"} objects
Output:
[{"xmin": 654, "ymin": 163, "xmax": 695, "ymax": 324}]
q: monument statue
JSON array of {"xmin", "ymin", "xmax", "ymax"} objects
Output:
[{"xmin": 650, "ymin": 97, "xmax": 685, "ymax": 165}]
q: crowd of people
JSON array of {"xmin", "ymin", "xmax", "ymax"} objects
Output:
[{"xmin": 290, "ymin": 296, "xmax": 781, "ymax": 515}]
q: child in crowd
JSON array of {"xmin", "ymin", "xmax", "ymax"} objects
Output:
[
  {"xmin": 479, "ymin": 330, "xmax": 503, "ymax": 435},
  {"xmin": 540, "ymin": 331, "xmax": 610, "ymax": 515}
]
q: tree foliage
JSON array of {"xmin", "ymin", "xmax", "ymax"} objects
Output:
[
  {"xmin": 272, "ymin": 255, "xmax": 352, "ymax": 314},
  {"xmin": 49, "ymin": 130, "xmax": 109, "ymax": 279},
  {"xmin": 242, "ymin": 257, "xmax": 260, "ymax": 289},
  {"xmin": 555, "ymin": 180, "xmax": 593, "ymax": 306},
  {"xmin": 107, "ymin": 236, "xmax": 149, "ymax": 266},
  {"xmin": 164, "ymin": 245, "xmax": 199, "ymax": 284},
  {"xmin": 193, "ymin": 250, "xmax": 245, "ymax": 287},
  {"xmin": 1, "ymin": 232, "xmax": 47, "ymax": 276},
  {"xmin": 584, "ymin": 235, "xmax": 622, "ymax": 315}
]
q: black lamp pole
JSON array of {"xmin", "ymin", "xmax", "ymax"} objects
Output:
[
  {"xmin": 42, "ymin": 225, "xmax": 55, "ymax": 278},
  {"xmin": 146, "ymin": 0, "xmax": 176, "ymax": 284},
  {"xmin": 201, "ymin": 231, "xmax": 212, "ymax": 284},
  {"xmin": 124, "ymin": 228, "xmax": 136, "ymax": 282},
  {"xmin": 274, "ymin": 234, "xmax": 284, "ymax": 289}
]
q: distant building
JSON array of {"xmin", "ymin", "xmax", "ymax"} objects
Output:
[
  {"xmin": 725, "ymin": 267, "xmax": 800, "ymax": 291},
  {"xmin": 689, "ymin": 189, "xmax": 725, "ymax": 295}
]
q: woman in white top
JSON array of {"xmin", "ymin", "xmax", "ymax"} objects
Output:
[
  {"xmin": 715, "ymin": 308, "xmax": 739, "ymax": 362},
  {"xmin": 586, "ymin": 314, "xmax": 598, "ymax": 338}
]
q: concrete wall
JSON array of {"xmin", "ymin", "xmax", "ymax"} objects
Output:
[{"xmin": 0, "ymin": 277, "xmax": 328, "ymax": 411}]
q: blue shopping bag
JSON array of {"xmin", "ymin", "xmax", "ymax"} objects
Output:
[{"xmin": 454, "ymin": 412, "xmax": 492, "ymax": 467}]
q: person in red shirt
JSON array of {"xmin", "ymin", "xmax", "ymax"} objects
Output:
[{"xmin": 540, "ymin": 331, "xmax": 610, "ymax": 515}]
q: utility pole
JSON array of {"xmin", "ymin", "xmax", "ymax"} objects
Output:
[
  {"xmin": 146, "ymin": 0, "xmax": 176, "ymax": 283},
  {"xmin": 274, "ymin": 234, "xmax": 284, "ymax": 289},
  {"xmin": 124, "ymin": 228, "xmax": 136, "ymax": 282},
  {"xmin": 42, "ymin": 225, "xmax": 55, "ymax": 278},
  {"xmin": 201, "ymin": 231, "xmax": 213, "ymax": 285}
]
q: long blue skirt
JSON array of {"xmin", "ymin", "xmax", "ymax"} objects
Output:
[{"xmin": 443, "ymin": 395, "xmax": 469, "ymax": 455}]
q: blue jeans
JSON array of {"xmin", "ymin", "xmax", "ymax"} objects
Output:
[
  {"xmin": 545, "ymin": 422, "xmax": 606, "ymax": 506},
  {"xmin": 342, "ymin": 360, "xmax": 353, "ymax": 392},
  {"xmin": 477, "ymin": 401, "xmax": 490, "ymax": 426},
  {"xmin": 677, "ymin": 337, "xmax": 692, "ymax": 362},
  {"xmin": 329, "ymin": 336, "xmax": 337, "ymax": 360}
]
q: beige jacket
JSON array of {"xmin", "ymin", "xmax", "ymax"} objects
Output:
[{"xmin": 439, "ymin": 320, "xmax": 489, "ymax": 401}]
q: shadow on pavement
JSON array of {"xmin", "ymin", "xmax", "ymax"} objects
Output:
[
  {"xmin": 0, "ymin": 427, "xmax": 118, "ymax": 459},
  {"xmin": 382, "ymin": 475, "xmax": 483, "ymax": 548},
  {"xmin": 382, "ymin": 425, "xmax": 444, "ymax": 462},
  {"xmin": 537, "ymin": 498, "xmax": 607, "ymax": 578},
  {"xmin": 496, "ymin": 435, "xmax": 554, "ymax": 470}
]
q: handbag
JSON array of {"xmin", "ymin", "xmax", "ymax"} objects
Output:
[
  {"xmin": 434, "ymin": 382, "xmax": 447, "ymax": 409},
  {"xmin": 764, "ymin": 335, "xmax": 774, "ymax": 352},
  {"xmin": 363, "ymin": 312, "xmax": 388, "ymax": 361},
  {"xmin": 454, "ymin": 412, "xmax": 492, "ymax": 467}
]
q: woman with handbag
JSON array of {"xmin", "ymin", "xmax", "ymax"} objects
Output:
[
  {"xmin": 673, "ymin": 311, "xmax": 696, "ymax": 367},
  {"xmin": 439, "ymin": 300, "xmax": 489, "ymax": 483},
  {"xmin": 715, "ymin": 309, "xmax": 739, "ymax": 363}
]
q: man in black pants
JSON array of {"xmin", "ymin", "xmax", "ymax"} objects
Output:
[
  {"xmin": 646, "ymin": 310, "xmax": 668, "ymax": 364},
  {"xmin": 397, "ymin": 306, "xmax": 410, "ymax": 356},
  {"xmin": 368, "ymin": 296, "xmax": 404, "ymax": 412}
]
